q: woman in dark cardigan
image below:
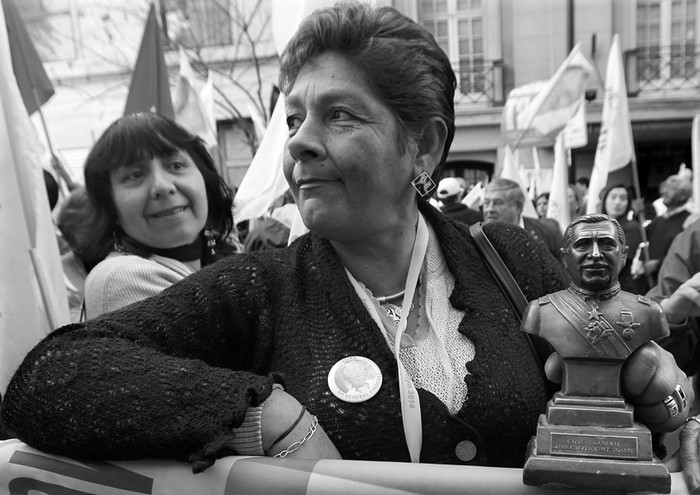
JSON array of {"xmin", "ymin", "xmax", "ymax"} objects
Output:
[{"xmin": 1, "ymin": 2, "xmax": 696, "ymax": 484}]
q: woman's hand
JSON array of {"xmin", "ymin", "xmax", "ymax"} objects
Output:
[
  {"xmin": 669, "ymin": 416, "xmax": 700, "ymax": 493},
  {"xmin": 261, "ymin": 387, "xmax": 341, "ymax": 459},
  {"xmin": 622, "ymin": 342, "xmax": 692, "ymax": 432},
  {"xmin": 544, "ymin": 343, "xmax": 692, "ymax": 432}
]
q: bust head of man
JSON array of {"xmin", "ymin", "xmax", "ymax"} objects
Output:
[
  {"xmin": 562, "ymin": 214, "xmax": 628, "ymax": 292},
  {"xmin": 483, "ymin": 178, "xmax": 523, "ymax": 225}
]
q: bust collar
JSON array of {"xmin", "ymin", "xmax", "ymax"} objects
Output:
[{"xmin": 568, "ymin": 282, "xmax": 621, "ymax": 302}]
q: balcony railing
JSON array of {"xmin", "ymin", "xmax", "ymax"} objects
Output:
[
  {"xmin": 625, "ymin": 45, "xmax": 700, "ymax": 94},
  {"xmin": 454, "ymin": 59, "xmax": 503, "ymax": 105}
]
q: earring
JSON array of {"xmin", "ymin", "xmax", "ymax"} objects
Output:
[
  {"xmin": 204, "ymin": 228, "xmax": 216, "ymax": 256},
  {"xmin": 411, "ymin": 171, "xmax": 437, "ymax": 197}
]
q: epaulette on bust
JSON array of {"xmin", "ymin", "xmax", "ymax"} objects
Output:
[
  {"xmin": 538, "ymin": 295, "xmax": 551, "ymax": 306},
  {"xmin": 636, "ymin": 295, "xmax": 651, "ymax": 306}
]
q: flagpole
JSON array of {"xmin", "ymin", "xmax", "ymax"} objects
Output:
[
  {"xmin": 30, "ymin": 87, "xmax": 76, "ymax": 191},
  {"xmin": 628, "ymin": 145, "xmax": 654, "ymax": 289}
]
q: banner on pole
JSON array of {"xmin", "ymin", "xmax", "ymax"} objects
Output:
[
  {"xmin": 502, "ymin": 44, "xmax": 594, "ymax": 149},
  {"xmin": 587, "ymin": 34, "xmax": 635, "ymax": 214},
  {"xmin": 691, "ymin": 115, "xmax": 700, "ymax": 214},
  {"xmin": 1, "ymin": 0, "xmax": 54, "ymax": 115},
  {"xmin": 124, "ymin": 3, "xmax": 174, "ymax": 119},
  {"xmin": 547, "ymin": 133, "xmax": 571, "ymax": 233},
  {"xmin": 173, "ymin": 47, "xmax": 216, "ymax": 147},
  {"xmin": 0, "ymin": 2, "xmax": 69, "ymax": 394}
]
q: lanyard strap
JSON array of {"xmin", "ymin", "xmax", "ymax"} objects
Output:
[
  {"xmin": 394, "ymin": 214, "xmax": 429, "ymax": 462},
  {"xmin": 345, "ymin": 214, "xmax": 428, "ymax": 462}
]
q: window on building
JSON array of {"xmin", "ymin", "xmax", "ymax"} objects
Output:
[
  {"xmin": 636, "ymin": 0, "xmax": 699, "ymax": 89},
  {"xmin": 15, "ymin": 0, "xmax": 79, "ymax": 62},
  {"xmin": 162, "ymin": 0, "xmax": 232, "ymax": 48},
  {"xmin": 418, "ymin": 0, "xmax": 493, "ymax": 102},
  {"xmin": 218, "ymin": 118, "xmax": 255, "ymax": 189}
]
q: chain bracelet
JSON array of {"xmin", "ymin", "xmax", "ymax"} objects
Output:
[{"xmin": 273, "ymin": 415, "xmax": 319, "ymax": 458}]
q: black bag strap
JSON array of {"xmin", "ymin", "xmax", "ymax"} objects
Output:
[{"xmin": 469, "ymin": 222, "xmax": 555, "ymax": 391}]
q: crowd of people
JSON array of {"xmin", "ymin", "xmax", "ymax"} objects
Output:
[{"xmin": 3, "ymin": 2, "xmax": 700, "ymax": 493}]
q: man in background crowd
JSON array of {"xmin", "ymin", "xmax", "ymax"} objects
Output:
[
  {"xmin": 483, "ymin": 178, "xmax": 562, "ymax": 261},
  {"xmin": 645, "ymin": 170, "xmax": 693, "ymax": 284},
  {"xmin": 435, "ymin": 177, "xmax": 483, "ymax": 225}
]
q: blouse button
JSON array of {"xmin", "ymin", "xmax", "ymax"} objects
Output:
[{"xmin": 455, "ymin": 440, "xmax": 477, "ymax": 462}]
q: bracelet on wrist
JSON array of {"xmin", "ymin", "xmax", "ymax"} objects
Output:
[
  {"xmin": 267, "ymin": 405, "xmax": 306, "ymax": 452},
  {"xmin": 231, "ymin": 382, "xmax": 285, "ymax": 456},
  {"xmin": 273, "ymin": 415, "xmax": 319, "ymax": 458}
]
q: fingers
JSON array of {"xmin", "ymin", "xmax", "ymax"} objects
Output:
[
  {"xmin": 680, "ymin": 418, "xmax": 700, "ymax": 493},
  {"xmin": 624, "ymin": 342, "xmax": 693, "ymax": 431},
  {"xmin": 543, "ymin": 352, "xmax": 562, "ymax": 384},
  {"xmin": 622, "ymin": 342, "xmax": 671, "ymax": 399}
]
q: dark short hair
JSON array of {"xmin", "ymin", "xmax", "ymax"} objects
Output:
[
  {"xmin": 563, "ymin": 214, "xmax": 626, "ymax": 249},
  {"xmin": 81, "ymin": 112, "xmax": 234, "ymax": 266},
  {"xmin": 279, "ymin": 2, "xmax": 456, "ymax": 175}
]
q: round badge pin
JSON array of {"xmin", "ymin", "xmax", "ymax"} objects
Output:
[{"xmin": 328, "ymin": 356, "xmax": 382, "ymax": 403}]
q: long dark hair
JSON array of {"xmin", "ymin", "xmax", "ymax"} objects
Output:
[
  {"xmin": 81, "ymin": 112, "xmax": 234, "ymax": 267},
  {"xmin": 600, "ymin": 183, "xmax": 634, "ymax": 221}
]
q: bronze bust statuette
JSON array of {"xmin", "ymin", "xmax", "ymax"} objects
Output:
[{"xmin": 521, "ymin": 214, "xmax": 672, "ymax": 493}]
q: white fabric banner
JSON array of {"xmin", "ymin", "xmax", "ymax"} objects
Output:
[
  {"xmin": 0, "ymin": 3, "xmax": 69, "ymax": 394},
  {"xmin": 235, "ymin": 0, "xmax": 347, "ymax": 224},
  {"xmin": 502, "ymin": 45, "xmax": 594, "ymax": 149},
  {"xmin": 691, "ymin": 115, "xmax": 700, "ymax": 214},
  {"xmin": 547, "ymin": 133, "xmax": 571, "ymax": 234},
  {"xmin": 586, "ymin": 34, "xmax": 634, "ymax": 214},
  {"xmin": 499, "ymin": 146, "xmax": 539, "ymax": 219},
  {"xmin": 174, "ymin": 48, "xmax": 217, "ymax": 147},
  {"xmin": 1, "ymin": 440, "xmax": 687, "ymax": 495}
]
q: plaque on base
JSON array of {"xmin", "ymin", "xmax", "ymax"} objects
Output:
[{"xmin": 523, "ymin": 393, "xmax": 670, "ymax": 493}]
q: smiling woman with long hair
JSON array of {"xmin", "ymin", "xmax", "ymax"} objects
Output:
[{"xmin": 79, "ymin": 112, "xmax": 238, "ymax": 318}]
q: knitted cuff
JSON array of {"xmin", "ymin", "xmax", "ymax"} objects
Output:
[
  {"xmin": 231, "ymin": 405, "xmax": 264, "ymax": 456},
  {"xmin": 231, "ymin": 383, "xmax": 284, "ymax": 456}
]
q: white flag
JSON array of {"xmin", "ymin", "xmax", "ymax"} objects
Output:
[
  {"xmin": 587, "ymin": 35, "xmax": 635, "ymax": 214},
  {"xmin": 174, "ymin": 47, "xmax": 217, "ymax": 147},
  {"xmin": 499, "ymin": 146, "xmax": 538, "ymax": 219},
  {"xmin": 547, "ymin": 133, "xmax": 571, "ymax": 233},
  {"xmin": 234, "ymin": 97, "xmax": 290, "ymax": 223},
  {"xmin": 692, "ymin": 115, "xmax": 700, "ymax": 214},
  {"xmin": 235, "ymin": 0, "xmax": 346, "ymax": 223},
  {"xmin": 504, "ymin": 44, "xmax": 595, "ymax": 148},
  {"xmin": 0, "ymin": 4, "xmax": 69, "ymax": 394}
]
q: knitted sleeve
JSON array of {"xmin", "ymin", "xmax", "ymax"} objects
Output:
[
  {"xmin": 482, "ymin": 222, "xmax": 570, "ymax": 300},
  {"xmin": 1, "ymin": 255, "xmax": 278, "ymax": 472},
  {"xmin": 84, "ymin": 255, "xmax": 187, "ymax": 319}
]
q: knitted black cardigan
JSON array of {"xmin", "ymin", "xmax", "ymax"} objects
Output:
[{"xmin": 1, "ymin": 204, "xmax": 569, "ymax": 472}]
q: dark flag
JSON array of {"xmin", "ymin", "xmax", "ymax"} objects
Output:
[
  {"xmin": 1, "ymin": 0, "xmax": 54, "ymax": 115},
  {"xmin": 124, "ymin": 3, "xmax": 174, "ymax": 119}
]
